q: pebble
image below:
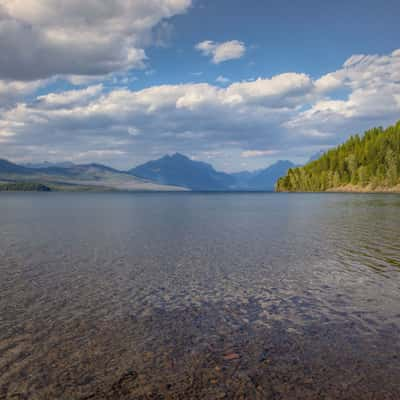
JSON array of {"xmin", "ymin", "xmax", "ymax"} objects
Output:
[{"xmin": 223, "ymin": 353, "xmax": 240, "ymax": 361}]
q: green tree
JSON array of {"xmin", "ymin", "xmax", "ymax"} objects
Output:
[{"xmin": 276, "ymin": 120, "xmax": 400, "ymax": 192}]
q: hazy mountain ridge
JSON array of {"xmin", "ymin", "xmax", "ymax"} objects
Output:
[
  {"xmin": 0, "ymin": 154, "xmax": 296, "ymax": 192},
  {"xmin": 0, "ymin": 159, "xmax": 34, "ymax": 175},
  {"xmin": 129, "ymin": 153, "xmax": 236, "ymax": 191},
  {"xmin": 22, "ymin": 161, "xmax": 76, "ymax": 169},
  {"xmin": 130, "ymin": 153, "xmax": 295, "ymax": 191},
  {"xmin": 0, "ymin": 159, "xmax": 185, "ymax": 192},
  {"xmin": 231, "ymin": 160, "xmax": 296, "ymax": 190},
  {"xmin": 307, "ymin": 150, "xmax": 326, "ymax": 163}
]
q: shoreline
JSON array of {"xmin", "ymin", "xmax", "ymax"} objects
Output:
[
  {"xmin": 327, "ymin": 184, "xmax": 400, "ymax": 193},
  {"xmin": 276, "ymin": 184, "xmax": 400, "ymax": 193}
]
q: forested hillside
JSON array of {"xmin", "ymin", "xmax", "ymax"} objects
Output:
[{"xmin": 276, "ymin": 121, "xmax": 400, "ymax": 192}]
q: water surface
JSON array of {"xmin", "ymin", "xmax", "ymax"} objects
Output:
[{"xmin": 0, "ymin": 193, "xmax": 399, "ymax": 399}]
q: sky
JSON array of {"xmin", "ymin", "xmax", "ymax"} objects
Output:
[{"xmin": 0, "ymin": 0, "xmax": 399, "ymax": 172}]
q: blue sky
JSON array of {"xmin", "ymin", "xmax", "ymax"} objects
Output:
[
  {"xmin": 143, "ymin": 0, "xmax": 400, "ymax": 88},
  {"xmin": 0, "ymin": 0, "xmax": 399, "ymax": 171}
]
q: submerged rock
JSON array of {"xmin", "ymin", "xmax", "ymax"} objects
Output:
[{"xmin": 223, "ymin": 353, "xmax": 240, "ymax": 361}]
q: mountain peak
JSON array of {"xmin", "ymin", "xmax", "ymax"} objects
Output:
[
  {"xmin": 0, "ymin": 154, "xmax": 297, "ymax": 192},
  {"xmin": 22, "ymin": 161, "xmax": 76, "ymax": 169},
  {"xmin": 129, "ymin": 154, "xmax": 295, "ymax": 191},
  {"xmin": 129, "ymin": 153, "xmax": 234, "ymax": 190},
  {"xmin": 273, "ymin": 160, "xmax": 295, "ymax": 167},
  {"xmin": 167, "ymin": 153, "xmax": 190, "ymax": 161},
  {"xmin": 231, "ymin": 160, "xmax": 296, "ymax": 191},
  {"xmin": 308, "ymin": 150, "xmax": 325, "ymax": 163}
]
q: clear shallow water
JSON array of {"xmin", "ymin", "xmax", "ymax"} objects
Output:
[{"xmin": 0, "ymin": 192, "xmax": 399, "ymax": 399}]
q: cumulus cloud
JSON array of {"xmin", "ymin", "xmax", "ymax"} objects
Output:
[
  {"xmin": 241, "ymin": 150, "xmax": 279, "ymax": 158},
  {"xmin": 0, "ymin": 72, "xmax": 311, "ymax": 165},
  {"xmin": 288, "ymin": 49, "xmax": 400, "ymax": 140},
  {"xmin": 0, "ymin": 48, "xmax": 399, "ymax": 169},
  {"xmin": 36, "ymin": 85, "xmax": 104, "ymax": 109},
  {"xmin": 0, "ymin": 0, "xmax": 191, "ymax": 81},
  {"xmin": 0, "ymin": 79, "xmax": 43, "ymax": 107},
  {"xmin": 216, "ymin": 75, "xmax": 230, "ymax": 84},
  {"xmin": 224, "ymin": 73, "xmax": 313, "ymax": 107},
  {"xmin": 314, "ymin": 73, "xmax": 343, "ymax": 93},
  {"xmin": 196, "ymin": 40, "xmax": 246, "ymax": 63}
]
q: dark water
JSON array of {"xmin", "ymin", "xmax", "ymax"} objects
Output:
[{"xmin": 0, "ymin": 193, "xmax": 399, "ymax": 400}]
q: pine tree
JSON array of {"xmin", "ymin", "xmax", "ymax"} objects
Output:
[{"xmin": 276, "ymin": 120, "xmax": 400, "ymax": 192}]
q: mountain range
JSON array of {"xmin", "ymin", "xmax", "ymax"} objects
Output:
[
  {"xmin": 0, "ymin": 160, "xmax": 185, "ymax": 192},
  {"xmin": 130, "ymin": 153, "xmax": 295, "ymax": 191},
  {"xmin": 230, "ymin": 160, "xmax": 296, "ymax": 190},
  {"xmin": 0, "ymin": 153, "xmax": 296, "ymax": 192}
]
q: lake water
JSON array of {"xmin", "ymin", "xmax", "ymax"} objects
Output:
[{"xmin": 0, "ymin": 193, "xmax": 399, "ymax": 399}]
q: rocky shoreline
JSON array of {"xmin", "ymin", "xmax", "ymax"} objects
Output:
[
  {"xmin": 276, "ymin": 184, "xmax": 400, "ymax": 193},
  {"xmin": 326, "ymin": 184, "xmax": 400, "ymax": 193}
]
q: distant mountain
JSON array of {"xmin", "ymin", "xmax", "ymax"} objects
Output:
[
  {"xmin": 22, "ymin": 161, "xmax": 76, "ymax": 169},
  {"xmin": 130, "ymin": 153, "xmax": 295, "ymax": 191},
  {"xmin": 0, "ymin": 159, "xmax": 33, "ymax": 175},
  {"xmin": 0, "ymin": 154, "xmax": 297, "ymax": 192},
  {"xmin": 308, "ymin": 150, "xmax": 325, "ymax": 163},
  {"xmin": 276, "ymin": 120, "xmax": 400, "ymax": 192},
  {"xmin": 40, "ymin": 163, "xmax": 122, "ymax": 178},
  {"xmin": 0, "ymin": 159, "xmax": 185, "ymax": 192},
  {"xmin": 129, "ymin": 153, "xmax": 235, "ymax": 190},
  {"xmin": 231, "ymin": 160, "xmax": 296, "ymax": 191},
  {"xmin": 20, "ymin": 162, "xmax": 124, "ymax": 179}
]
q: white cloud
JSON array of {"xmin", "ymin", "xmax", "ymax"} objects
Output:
[
  {"xmin": 225, "ymin": 73, "xmax": 313, "ymax": 107},
  {"xmin": 314, "ymin": 73, "xmax": 343, "ymax": 93},
  {"xmin": 288, "ymin": 49, "xmax": 400, "ymax": 137},
  {"xmin": 241, "ymin": 150, "xmax": 279, "ymax": 158},
  {"xmin": 196, "ymin": 40, "xmax": 246, "ymax": 64},
  {"xmin": 1, "ymin": 48, "xmax": 399, "ymax": 169},
  {"xmin": 0, "ymin": 79, "xmax": 43, "ymax": 107},
  {"xmin": 36, "ymin": 85, "xmax": 103, "ymax": 108},
  {"xmin": 0, "ymin": 72, "xmax": 311, "ymax": 164},
  {"xmin": 72, "ymin": 149, "xmax": 127, "ymax": 162},
  {"xmin": 0, "ymin": 0, "xmax": 191, "ymax": 80},
  {"xmin": 216, "ymin": 75, "xmax": 230, "ymax": 84}
]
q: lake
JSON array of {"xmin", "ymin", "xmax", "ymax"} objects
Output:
[{"xmin": 0, "ymin": 193, "xmax": 399, "ymax": 399}]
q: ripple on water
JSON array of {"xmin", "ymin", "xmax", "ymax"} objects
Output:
[{"xmin": 0, "ymin": 192, "xmax": 399, "ymax": 399}]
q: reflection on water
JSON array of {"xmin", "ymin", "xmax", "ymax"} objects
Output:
[{"xmin": 0, "ymin": 193, "xmax": 399, "ymax": 399}]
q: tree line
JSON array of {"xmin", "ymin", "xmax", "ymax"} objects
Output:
[
  {"xmin": 0, "ymin": 182, "xmax": 51, "ymax": 192},
  {"xmin": 276, "ymin": 120, "xmax": 400, "ymax": 192}
]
